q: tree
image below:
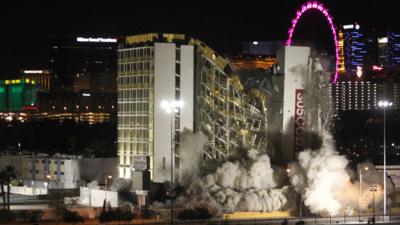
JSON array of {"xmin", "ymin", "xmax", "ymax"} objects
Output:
[
  {"xmin": 177, "ymin": 207, "xmax": 212, "ymax": 221},
  {"xmin": 63, "ymin": 209, "xmax": 84, "ymax": 224},
  {"xmin": 0, "ymin": 166, "xmax": 17, "ymax": 211}
]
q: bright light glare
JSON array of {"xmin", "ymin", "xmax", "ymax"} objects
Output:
[
  {"xmin": 161, "ymin": 101, "xmax": 169, "ymax": 109},
  {"xmin": 356, "ymin": 66, "xmax": 362, "ymax": 78},
  {"xmin": 378, "ymin": 100, "xmax": 393, "ymax": 108},
  {"xmin": 161, "ymin": 100, "xmax": 184, "ymax": 113}
]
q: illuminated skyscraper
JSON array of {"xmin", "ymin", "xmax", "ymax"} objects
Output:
[
  {"xmin": 338, "ymin": 30, "xmax": 345, "ymax": 73},
  {"xmin": 387, "ymin": 32, "xmax": 400, "ymax": 71},
  {"xmin": 50, "ymin": 35, "xmax": 118, "ymax": 92},
  {"xmin": 0, "ymin": 79, "xmax": 38, "ymax": 112},
  {"xmin": 330, "ymin": 81, "xmax": 377, "ymax": 111},
  {"xmin": 343, "ymin": 24, "xmax": 367, "ymax": 74}
]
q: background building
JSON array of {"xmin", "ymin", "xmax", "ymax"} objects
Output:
[
  {"xmin": 388, "ymin": 31, "xmax": 400, "ymax": 71},
  {"xmin": 231, "ymin": 41, "xmax": 279, "ymax": 70},
  {"xmin": 0, "ymin": 153, "xmax": 81, "ymax": 189},
  {"xmin": 35, "ymin": 91, "xmax": 116, "ymax": 124},
  {"xmin": 343, "ymin": 24, "xmax": 367, "ymax": 75},
  {"xmin": 49, "ymin": 35, "xmax": 118, "ymax": 93},
  {"xmin": 0, "ymin": 79, "xmax": 38, "ymax": 112},
  {"xmin": 330, "ymin": 81, "xmax": 377, "ymax": 111},
  {"xmin": 21, "ymin": 69, "xmax": 52, "ymax": 91}
]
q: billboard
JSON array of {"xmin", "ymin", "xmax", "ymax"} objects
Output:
[{"xmin": 294, "ymin": 89, "xmax": 305, "ymax": 154}]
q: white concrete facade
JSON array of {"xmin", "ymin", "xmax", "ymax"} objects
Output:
[
  {"xmin": 154, "ymin": 43, "xmax": 177, "ymax": 183},
  {"xmin": 279, "ymin": 46, "xmax": 311, "ymax": 162}
]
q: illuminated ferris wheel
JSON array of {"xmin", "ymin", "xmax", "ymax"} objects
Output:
[{"xmin": 286, "ymin": 1, "xmax": 340, "ymax": 83}]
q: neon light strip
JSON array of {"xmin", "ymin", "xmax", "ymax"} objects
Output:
[{"xmin": 286, "ymin": 1, "xmax": 340, "ymax": 83}]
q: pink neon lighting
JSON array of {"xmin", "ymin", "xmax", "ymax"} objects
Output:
[
  {"xmin": 372, "ymin": 65, "xmax": 383, "ymax": 71},
  {"xmin": 286, "ymin": 1, "xmax": 340, "ymax": 83}
]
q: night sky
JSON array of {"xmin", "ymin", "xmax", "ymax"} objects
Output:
[{"xmin": 1, "ymin": 0, "xmax": 399, "ymax": 78}]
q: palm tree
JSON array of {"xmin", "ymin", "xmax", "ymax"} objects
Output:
[
  {"xmin": 0, "ymin": 166, "xmax": 17, "ymax": 211},
  {"xmin": 0, "ymin": 172, "xmax": 6, "ymax": 211}
]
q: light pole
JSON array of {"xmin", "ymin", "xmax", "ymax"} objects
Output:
[
  {"xmin": 286, "ymin": 165, "xmax": 302, "ymax": 220},
  {"xmin": 370, "ymin": 184, "xmax": 378, "ymax": 223},
  {"xmin": 378, "ymin": 100, "xmax": 392, "ymax": 217},
  {"xmin": 161, "ymin": 100, "xmax": 183, "ymax": 225},
  {"xmin": 46, "ymin": 174, "xmax": 51, "ymax": 193},
  {"xmin": 104, "ymin": 175, "xmax": 112, "ymax": 208},
  {"xmin": 359, "ymin": 166, "xmax": 369, "ymax": 220}
]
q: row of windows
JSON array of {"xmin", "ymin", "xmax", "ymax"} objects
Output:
[
  {"xmin": 30, "ymin": 160, "xmax": 64, "ymax": 165},
  {"xmin": 117, "ymin": 75, "xmax": 151, "ymax": 85},
  {"xmin": 117, "ymin": 116, "xmax": 150, "ymax": 126},
  {"xmin": 118, "ymin": 61, "xmax": 153, "ymax": 73},
  {"xmin": 118, "ymin": 102, "xmax": 149, "ymax": 112},
  {"xmin": 118, "ymin": 89, "xmax": 150, "ymax": 99},
  {"xmin": 29, "ymin": 170, "xmax": 65, "ymax": 175},
  {"xmin": 118, "ymin": 143, "xmax": 150, "ymax": 156},
  {"xmin": 118, "ymin": 47, "xmax": 154, "ymax": 59}
]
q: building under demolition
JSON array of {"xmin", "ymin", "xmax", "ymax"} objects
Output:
[{"xmin": 117, "ymin": 34, "xmax": 278, "ymax": 188}]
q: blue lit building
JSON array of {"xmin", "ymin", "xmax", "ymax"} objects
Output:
[
  {"xmin": 387, "ymin": 32, "xmax": 400, "ymax": 70},
  {"xmin": 343, "ymin": 24, "xmax": 367, "ymax": 74}
]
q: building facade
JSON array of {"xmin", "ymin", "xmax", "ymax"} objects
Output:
[
  {"xmin": 330, "ymin": 81, "xmax": 377, "ymax": 111},
  {"xmin": 117, "ymin": 34, "xmax": 195, "ymax": 183}
]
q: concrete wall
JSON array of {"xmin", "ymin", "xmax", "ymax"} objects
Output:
[
  {"xmin": 153, "ymin": 43, "xmax": 176, "ymax": 183},
  {"xmin": 79, "ymin": 187, "xmax": 118, "ymax": 208},
  {"xmin": 280, "ymin": 46, "xmax": 311, "ymax": 162},
  {"xmin": 180, "ymin": 45, "xmax": 194, "ymax": 132}
]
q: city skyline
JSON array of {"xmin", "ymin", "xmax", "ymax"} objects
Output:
[{"xmin": 1, "ymin": 0, "xmax": 399, "ymax": 77}]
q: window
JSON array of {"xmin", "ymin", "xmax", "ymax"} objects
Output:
[
  {"xmin": 163, "ymin": 157, "xmax": 166, "ymax": 169},
  {"xmin": 175, "ymin": 63, "xmax": 180, "ymax": 75},
  {"xmin": 176, "ymin": 49, "xmax": 181, "ymax": 61}
]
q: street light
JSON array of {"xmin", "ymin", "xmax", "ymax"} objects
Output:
[
  {"xmin": 359, "ymin": 166, "xmax": 369, "ymax": 220},
  {"xmin": 378, "ymin": 100, "xmax": 392, "ymax": 217},
  {"xmin": 161, "ymin": 100, "xmax": 183, "ymax": 225},
  {"xmin": 104, "ymin": 175, "xmax": 112, "ymax": 207},
  {"xmin": 370, "ymin": 184, "xmax": 378, "ymax": 223},
  {"xmin": 46, "ymin": 174, "xmax": 51, "ymax": 192}
]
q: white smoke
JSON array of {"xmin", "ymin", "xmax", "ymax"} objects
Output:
[
  {"xmin": 289, "ymin": 132, "xmax": 386, "ymax": 216},
  {"xmin": 179, "ymin": 149, "xmax": 295, "ymax": 214},
  {"xmin": 179, "ymin": 129, "xmax": 208, "ymax": 186},
  {"xmin": 289, "ymin": 131, "xmax": 353, "ymax": 215}
]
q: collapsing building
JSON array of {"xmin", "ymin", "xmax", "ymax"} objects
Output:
[
  {"xmin": 117, "ymin": 33, "xmax": 277, "ymax": 190},
  {"xmin": 198, "ymin": 57, "xmax": 276, "ymax": 161}
]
